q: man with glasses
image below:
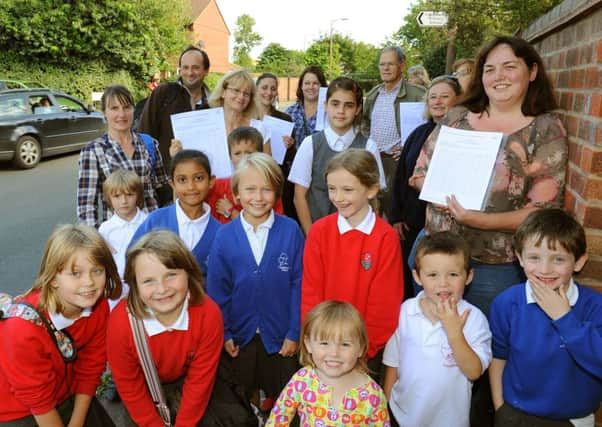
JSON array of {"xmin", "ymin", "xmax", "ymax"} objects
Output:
[{"xmin": 361, "ymin": 46, "xmax": 426, "ymax": 221}]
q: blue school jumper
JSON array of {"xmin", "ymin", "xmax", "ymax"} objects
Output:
[
  {"xmin": 490, "ymin": 281, "xmax": 602, "ymax": 419},
  {"xmin": 129, "ymin": 204, "xmax": 220, "ymax": 276},
  {"xmin": 206, "ymin": 213, "xmax": 304, "ymax": 354}
]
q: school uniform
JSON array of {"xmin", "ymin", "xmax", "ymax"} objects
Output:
[
  {"xmin": 0, "ymin": 291, "xmax": 108, "ymax": 421},
  {"xmin": 301, "ymin": 208, "xmax": 404, "ymax": 358},
  {"xmin": 206, "ymin": 211, "xmax": 304, "ymax": 396},
  {"xmin": 129, "ymin": 201, "xmax": 219, "ymax": 276},
  {"xmin": 107, "ymin": 297, "xmax": 224, "ymax": 427}
]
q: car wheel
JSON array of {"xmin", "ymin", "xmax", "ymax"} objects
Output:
[{"xmin": 13, "ymin": 135, "xmax": 41, "ymax": 169}]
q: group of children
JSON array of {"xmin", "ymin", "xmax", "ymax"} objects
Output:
[{"xmin": 0, "ymin": 74, "xmax": 600, "ymax": 427}]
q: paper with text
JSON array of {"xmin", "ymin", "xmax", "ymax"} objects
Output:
[
  {"xmin": 315, "ymin": 87, "xmax": 329, "ymax": 131},
  {"xmin": 399, "ymin": 102, "xmax": 427, "ymax": 146},
  {"xmin": 170, "ymin": 108, "xmax": 232, "ymax": 178},
  {"xmin": 262, "ymin": 115, "xmax": 294, "ymax": 165},
  {"xmin": 419, "ymin": 126, "xmax": 503, "ymax": 210}
]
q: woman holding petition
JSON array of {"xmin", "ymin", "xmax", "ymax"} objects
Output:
[
  {"xmin": 285, "ymin": 66, "xmax": 328, "ymax": 148},
  {"xmin": 77, "ymin": 85, "xmax": 168, "ymax": 228},
  {"xmin": 410, "ymin": 36, "xmax": 567, "ymax": 317},
  {"xmin": 391, "ymin": 74, "xmax": 462, "ymax": 300}
]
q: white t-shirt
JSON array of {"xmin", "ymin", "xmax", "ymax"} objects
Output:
[
  {"xmin": 287, "ymin": 126, "xmax": 386, "ymax": 189},
  {"xmin": 383, "ymin": 292, "xmax": 492, "ymax": 427},
  {"xmin": 175, "ymin": 201, "xmax": 212, "ymax": 251}
]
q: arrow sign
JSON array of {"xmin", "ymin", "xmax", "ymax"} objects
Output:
[{"xmin": 416, "ymin": 11, "xmax": 449, "ymax": 27}]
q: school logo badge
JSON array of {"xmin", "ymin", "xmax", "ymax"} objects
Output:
[
  {"xmin": 360, "ymin": 252, "xmax": 372, "ymax": 270},
  {"xmin": 278, "ymin": 252, "xmax": 289, "ymax": 272}
]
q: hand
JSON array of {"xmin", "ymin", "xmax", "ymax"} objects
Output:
[
  {"xmin": 215, "ymin": 195, "xmax": 234, "ymax": 216},
  {"xmin": 282, "ymin": 135, "xmax": 295, "ymax": 150},
  {"xmin": 434, "ymin": 296, "xmax": 470, "ymax": 339},
  {"xmin": 224, "ymin": 339, "xmax": 240, "ymax": 358},
  {"xmin": 390, "ymin": 144, "xmax": 402, "ymax": 161},
  {"xmin": 169, "ymin": 139, "xmax": 183, "ymax": 157},
  {"xmin": 530, "ymin": 280, "xmax": 571, "ymax": 320},
  {"xmin": 278, "ymin": 339, "xmax": 298, "ymax": 357},
  {"xmin": 446, "ymin": 195, "xmax": 473, "ymax": 224},
  {"xmin": 393, "ymin": 222, "xmax": 409, "ymax": 240}
]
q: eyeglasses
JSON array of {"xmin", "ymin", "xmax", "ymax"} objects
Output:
[
  {"xmin": 227, "ymin": 87, "xmax": 252, "ymax": 99},
  {"xmin": 430, "ymin": 75, "xmax": 461, "ymax": 88},
  {"xmin": 453, "ymin": 70, "xmax": 471, "ymax": 77}
]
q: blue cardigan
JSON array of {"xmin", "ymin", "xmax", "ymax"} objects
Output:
[
  {"xmin": 129, "ymin": 204, "xmax": 220, "ymax": 276},
  {"xmin": 206, "ymin": 214, "xmax": 304, "ymax": 354},
  {"xmin": 490, "ymin": 282, "xmax": 602, "ymax": 419}
]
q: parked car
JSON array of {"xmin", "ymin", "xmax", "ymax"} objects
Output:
[{"xmin": 0, "ymin": 88, "xmax": 106, "ymax": 168}]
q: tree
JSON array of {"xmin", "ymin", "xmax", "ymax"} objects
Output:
[
  {"xmin": 233, "ymin": 14, "xmax": 262, "ymax": 68},
  {"xmin": 256, "ymin": 43, "xmax": 305, "ymax": 76}
]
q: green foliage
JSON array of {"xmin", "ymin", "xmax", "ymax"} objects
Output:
[
  {"xmin": 392, "ymin": 0, "xmax": 563, "ymax": 77},
  {"xmin": 0, "ymin": 0, "xmax": 190, "ymax": 80},
  {"xmin": 233, "ymin": 14, "xmax": 262, "ymax": 68},
  {"xmin": 256, "ymin": 43, "xmax": 305, "ymax": 77},
  {"xmin": 204, "ymin": 72, "xmax": 224, "ymax": 91}
]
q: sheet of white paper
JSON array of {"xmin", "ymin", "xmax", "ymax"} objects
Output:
[
  {"xmin": 315, "ymin": 87, "xmax": 329, "ymax": 131},
  {"xmin": 170, "ymin": 108, "xmax": 232, "ymax": 178},
  {"xmin": 419, "ymin": 126, "xmax": 504, "ymax": 210},
  {"xmin": 399, "ymin": 102, "xmax": 427, "ymax": 146},
  {"xmin": 262, "ymin": 115, "xmax": 294, "ymax": 165}
]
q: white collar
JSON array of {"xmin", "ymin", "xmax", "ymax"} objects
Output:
[
  {"xmin": 240, "ymin": 209, "xmax": 275, "ymax": 232},
  {"xmin": 324, "ymin": 126, "xmax": 356, "ymax": 146},
  {"xmin": 109, "ymin": 208, "xmax": 144, "ymax": 226},
  {"xmin": 337, "ymin": 206, "xmax": 376, "ymax": 235},
  {"xmin": 525, "ymin": 279, "xmax": 579, "ymax": 306},
  {"xmin": 143, "ymin": 297, "xmax": 189, "ymax": 336},
  {"xmin": 49, "ymin": 307, "xmax": 92, "ymax": 330},
  {"xmin": 175, "ymin": 201, "xmax": 211, "ymax": 225}
]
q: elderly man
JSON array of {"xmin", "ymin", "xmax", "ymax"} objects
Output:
[{"xmin": 362, "ymin": 46, "xmax": 425, "ymax": 220}]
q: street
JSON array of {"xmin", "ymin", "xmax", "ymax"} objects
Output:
[{"xmin": 0, "ymin": 153, "xmax": 78, "ymax": 296}]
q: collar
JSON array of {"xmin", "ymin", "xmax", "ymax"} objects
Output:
[
  {"xmin": 240, "ymin": 209, "xmax": 275, "ymax": 232},
  {"xmin": 175, "ymin": 201, "xmax": 211, "ymax": 226},
  {"xmin": 337, "ymin": 206, "xmax": 375, "ymax": 235},
  {"xmin": 324, "ymin": 126, "xmax": 356, "ymax": 146},
  {"xmin": 109, "ymin": 208, "xmax": 144, "ymax": 226},
  {"xmin": 525, "ymin": 279, "xmax": 579, "ymax": 306},
  {"xmin": 143, "ymin": 297, "xmax": 189, "ymax": 336},
  {"xmin": 49, "ymin": 307, "xmax": 92, "ymax": 330},
  {"xmin": 379, "ymin": 80, "xmax": 402, "ymax": 94}
]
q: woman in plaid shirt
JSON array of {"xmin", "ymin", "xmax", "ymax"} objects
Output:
[{"xmin": 77, "ymin": 85, "xmax": 168, "ymax": 228}]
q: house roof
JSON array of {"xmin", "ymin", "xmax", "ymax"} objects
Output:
[{"xmin": 190, "ymin": 0, "xmax": 230, "ymax": 34}]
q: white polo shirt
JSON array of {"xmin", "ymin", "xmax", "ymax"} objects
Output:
[
  {"xmin": 383, "ymin": 292, "xmax": 492, "ymax": 427},
  {"xmin": 175, "ymin": 201, "xmax": 211, "ymax": 251}
]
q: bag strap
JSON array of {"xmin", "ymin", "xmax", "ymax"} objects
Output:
[
  {"xmin": 127, "ymin": 308, "xmax": 172, "ymax": 427},
  {"xmin": 139, "ymin": 133, "xmax": 157, "ymax": 170},
  {"xmin": 1, "ymin": 298, "xmax": 77, "ymax": 362}
]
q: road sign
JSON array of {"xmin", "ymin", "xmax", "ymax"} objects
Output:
[{"xmin": 416, "ymin": 11, "xmax": 449, "ymax": 27}]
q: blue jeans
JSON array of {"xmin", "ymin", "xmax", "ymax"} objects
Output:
[{"xmin": 408, "ymin": 229, "xmax": 525, "ymax": 318}]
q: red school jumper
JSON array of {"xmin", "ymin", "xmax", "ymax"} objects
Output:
[
  {"xmin": 0, "ymin": 291, "xmax": 109, "ymax": 421},
  {"xmin": 107, "ymin": 296, "xmax": 224, "ymax": 427},
  {"xmin": 301, "ymin": 213, "xmax": 404, "ymax": 358}
]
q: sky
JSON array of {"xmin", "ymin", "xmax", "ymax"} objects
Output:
[{"xmin": 215, "ymin": 0, "xmax": 412, "ymax": 59}]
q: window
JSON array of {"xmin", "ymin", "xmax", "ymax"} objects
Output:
[{"xmin": 54, "ymin": 95, "xmax": 85, "ymax": 113}]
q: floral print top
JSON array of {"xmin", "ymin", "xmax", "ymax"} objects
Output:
[
  {"xmin": 266, "ymin": 366, "xmax": 390, "ymax": 427},
  {"xmin": 412, "ymin": 106, "xmax": 567, "ymax": 264}
]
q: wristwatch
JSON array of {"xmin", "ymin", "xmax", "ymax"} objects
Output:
[{"xmin": 223, "ymin": 207, "xmax": 234, "ymax": 218}]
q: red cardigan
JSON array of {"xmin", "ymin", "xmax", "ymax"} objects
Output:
[
  {"xmin": 0, "ymin": 291, "xmax": 109, "ymax": 421},
  {"xmin": 107, "ymin": 296, "xmax": 224, "ymax": 427},
  {"xmin": 301, "ymin": 214, "xmax": 404, "ymax": 358}
]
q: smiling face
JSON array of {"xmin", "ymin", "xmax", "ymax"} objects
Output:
[
  {"xmin": 135, "ymin": 252, "xmax": 189, "ymax": 326},
  {"xmin": 256, "ymin": 77, "xmax": 278, "ymax": 109},
  {"xmin": 427, "ymin": 81, "xmax": 458, "ymax": 121},
  {"xmin": 170, "ymin": 160, "xmax": 214, "ymax": 217},
  {"xmin": 516, "ymin": 236, "xmax": 587, "ymax": 293},
  {"xmin": 230, "ymin": 139, "xmax": 258, "ymax": 168},
  {"xmin": 413, "ymin": 252, "xmax": 473, "ymax": 303},
  {"xmin": 52, "ymin": 251, "xmax": 106, "ymax": 318},
  {"xmin": 482, "ymin": 43, "xmax": 537, "ymax": 110},
  {"xmin": 302, "ymin": 72, "xmax": 321, "ymax": 103},
  {"xmin": 109, "ymin": 191, "xmax": 138, "ymax": 221},
  {"xmin": 223, "ymin": 82, "xmax": 252, "ymax": 113},
  {"xmin": 236, "ymin": 166, "xmax": 276, "ymax": 228},
  {"xmin": 304, "ymin": 333, "xmax": 362, "ymax": 383},
  {"xmin": 179, "ymin": 50, "xmax": 208, "ymax": 91},
  {"xmin": 104, "ymin": 96, "xmax": 133, "ymax": 133},
  {"xmin": 327, "ymin": 168, "xmax": 378, "ymax": 228},
  {"xmin": 325, "ymin": 89, "xmax": 361, "ymax": 135}
]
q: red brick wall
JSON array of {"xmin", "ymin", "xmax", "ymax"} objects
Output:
[{"xmin": 523, "ymin": 2, "xmax": 602, "ymax": 290}]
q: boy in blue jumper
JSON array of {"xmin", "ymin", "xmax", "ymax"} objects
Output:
[
  {"xmin": 206, "ymin": 152, "xmax": 304, "ymax": 415},
  {"xmin": 489, "ymin": 208, "xmax": 602, "ymax": 427}
]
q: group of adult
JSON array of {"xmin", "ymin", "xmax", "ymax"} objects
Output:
[{"xmin": 77, "ymin": 34, "xmax": 567, "ymax": 320}]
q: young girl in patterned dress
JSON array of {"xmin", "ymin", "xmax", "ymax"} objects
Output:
[{"xmin": 266, "ymin": 301, "xmax": 390, "ymax": 426}]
